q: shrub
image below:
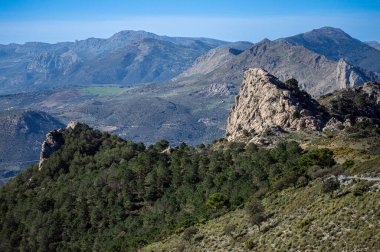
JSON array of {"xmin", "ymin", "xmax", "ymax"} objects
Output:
[
  {"xmin": 273, "ymin": 172, "xmax": 298, "ymax": 191},
  {"xmin": 223, "ymin": 224, "xmax": 236, "ymax": 236},
  {"xmin": 245, "ymin": 239, "xmax": 257, "ymax": 249},
  {"xmin": 176, "ymin": 243, "xmax": 186, "ymax": 252},
  {"xmin": 352, "ymin": 181, "xmax": 370, "ymax": 196},
  {"xmin": 182, "ymin": 227, "xmax": 198, "ymax": 241},
  {"xmin": 206, "ymin": 193, "xmax": 229, "ymax": 209},
  {"xmin": 321, "ymin": 178, "xmax": 340, "ymax": 195},
  {"xmin": 285, "ymin": 78, "xmax": 299, "ymax": 91},
  {"xmin": 343, "ymin": 159, "xmax": 355, "ymax": 169},
  {"xmin": 245, "ymin": 199, "xmax": 266, "ymax": 231},
  {"xmin": 296, "ymin": 176, "xmax": 308, "ymax": 188},
  {"xmin": 300, "ymin": 148, "xmax": 336, "ymax": 167}
]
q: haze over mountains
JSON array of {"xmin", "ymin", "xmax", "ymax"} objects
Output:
[
  {"xmin": 0, "ymin": 31, "xmax": 226, "ymax": 94},
  {"xmin": 176, "ymin": 27, "xmax": 379, "ymax": 97},
  {"xmin": 0, "ymin": 26, "xmax": 380, "ymax": 180}
]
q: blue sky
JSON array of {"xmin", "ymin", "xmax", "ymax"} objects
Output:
[{"xmin": 0, "ymin": 0, "xmax": 379, "ymax": 44}]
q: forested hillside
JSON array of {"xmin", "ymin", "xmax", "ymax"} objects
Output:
[{"xmin": 0, "ymin": 123, "xmax": 359, "ymax": 251}]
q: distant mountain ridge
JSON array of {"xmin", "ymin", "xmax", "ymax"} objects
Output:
[
  {"xmin": 175, "ymin": 37, "xmax": 379, "ymax": 97},
  {"xmin": 1, "ymin": 27, "xmax": 380, "ymax": 182},
  {"xmin": 280, "ymin": 27, "xmax": 380, "ymax": 73},
  {"xmin": 0, "ymin": 30, "xmax": 228, "ymax": 94},
  {"xmin": 1, "ymin": 27, "xmax": 379, "ymax": 97}
]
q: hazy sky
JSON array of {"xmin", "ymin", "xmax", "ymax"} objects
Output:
[{"xmin": 0, "ymin": 0, "xmax": 379, "ymax": 44}]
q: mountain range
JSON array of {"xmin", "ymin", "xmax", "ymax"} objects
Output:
[
  {"xmin": 175, "ymin": 27, "xmax": 379, "ymax": 97},
  {"xmin": 1, "ymin": 68, "xmax": 379, "ymax": 250},
  {"xmin": 0, "ymin": 26, "xmax": 380, "ymax": 181},
  {"xmin": 0, "ymin": 31, "xmax": 226, "ymax": 94}
]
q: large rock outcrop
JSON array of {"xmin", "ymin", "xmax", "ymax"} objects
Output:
[
  {"xmin": 38, "ymin": 129, "xmax": 64, "ymax": 170},
  {"xmin": 38, "ymin": 121, "xmax": 85, "ymax": 170},
  {"xmin": 336, "ymin": 59, "xmax": 379, "ymax": 89},
  {"xmin": 226, "ymin": 68, "xmax": 326, "ymax": 142}
]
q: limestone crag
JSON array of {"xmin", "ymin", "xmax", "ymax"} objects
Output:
[
  {"xmin": 336, "ymin": 59, "xmax": 379, "ymax": 89},
  {"xmin": 226, "ymin": 68, "xmax": 325, "ymax": 142},
  {"xmin": 38, "ymin": 129, "xmax": 64, "ymax": 170},
  {"xmin": 66, "ymin": 121, "xmax": 86, "ymax": 130}
]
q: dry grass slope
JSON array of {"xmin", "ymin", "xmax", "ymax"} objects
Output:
[{"xmin": 142, "ymin": 178, "xmax": 380, "ymax": 251}]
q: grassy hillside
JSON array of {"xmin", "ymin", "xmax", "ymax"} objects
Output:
[{"xmin": 143, "ymin": 175, "xmax": 380, "ymax": 251}]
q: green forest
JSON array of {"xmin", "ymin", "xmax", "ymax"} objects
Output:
[{"xmin": 0, "ymin": 124, "xmax": 346, "ymax": 251}]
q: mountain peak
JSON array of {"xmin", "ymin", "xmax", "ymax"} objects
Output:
[
  {"xmin": 281, "ymin": 27, "xmax": 380, "ymax": 73},
  {"xmin": 313, "ymin": 26, "xmax": 346, "ymax": 33},
  {"xmin": 108, "ymin": 30, "xmax": 158, "ymax": 42}
]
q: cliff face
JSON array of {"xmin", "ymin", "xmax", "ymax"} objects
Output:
[
  {"xmin": 38, "ymin": 121, "xmax": 85, "ymax": 170},
  {"xmin": 38, "ymin": 129, "xmax": 64, "ymax": 170},
  {"xmin": 336, "ymin": 59, "xmax": 379, "ymax": 89},
  {"xmin": 226, "ymin": 68, "xmax": 326, "ymax": 142}
]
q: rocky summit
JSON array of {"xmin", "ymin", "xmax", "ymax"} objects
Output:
[
  {"xmin": 226, "ymin": 68, "xmax": 325, "ymax": 142},
  {"xmin": 38, "ymin": 121, "xmax": 86, "ymax": 170}
]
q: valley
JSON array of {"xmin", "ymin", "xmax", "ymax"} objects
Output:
[{"xmin": 0, "ymin": 27, "xmax": 380, "ymax": 181}]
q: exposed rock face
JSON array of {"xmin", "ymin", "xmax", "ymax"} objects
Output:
[
  {"xmin": 38, "ymin": 121, "xmax": 87, "ymax": 170},
  {"xmin": 27, "ymin": 51, "xmax": 82, "ymax": 75},
  {"xmin": 66, "ymin": 121, "xmax": 85, "ymax": 130},
  {"xmin": 226, "ymin": 68, "xmax": 325, "ymax": 142},
  {"xmin": 322, "ymin": 117, "xmax": 344, "ymax": 132},
  {"xmin": 336, "ymin": 59, "xmax": 379, "ymax": 89},
  {"xmin": 38, "ymin": 129, "xmax": 64, "ymax": 170}
]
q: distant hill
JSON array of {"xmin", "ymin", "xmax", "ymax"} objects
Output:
[
  {"xmin": 0, "ymin": 31, "xmax": 227, "ymax": 94},
  {"xmin": 0, "ymin": 110, "xmax": 63, "ymax": 182},
  {"xmin": 280, "ymin": 27, "xmax": 380, "ymax": 73}
]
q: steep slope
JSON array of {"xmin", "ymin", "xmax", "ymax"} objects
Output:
[
  {"xmin": 0, "ymin": 110, "xmax": 64, "ymax": 182},
  {"xmin": 2, "ymin": 121, "xmax": 380, "ymax": 251},
  {"xmin": 318, "ymin": 82, "xmax": 380, "ymax": 124},
  {"xmin": 281, "ymin": 27, "xmax": 380, "ymax": 73},
  {"xmin": 174, "ymin": 41, "xmax": 253, "ymax": 80},
  {"xmin": 175, "ymin": 39, "xmax": 379, "ymax": 97},
  {"xmin": 0, "ymin": 30, "xmax": 228, "ymax": 94},
  {"xmin": 226, "ymin": 68, "xmax": 380, "ymax": 144},
  {"xmin": 144, "ymin": 176, "xmax": 380, "ymax": 251},
  {"xmin": 226, "ymin": 68, "xmax": 326, "ymax": 142}
]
